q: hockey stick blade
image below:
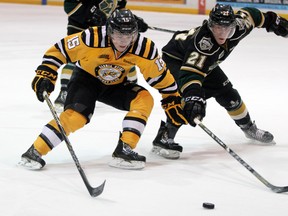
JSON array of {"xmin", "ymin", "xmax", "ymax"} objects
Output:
[
  {"xmin": 43, "ymin": 91, "xmax": 106, "ymax": 197},
  {"xmin": 85, "ymin": 177, "xmax": 106, "ymax": 197},
  {"xmin": 194, "ymin": 118, "xmax": 288, "ymax": 193},
  {"xmin": 79, "ymin": 166, "xmax": 106, "ymax": 197},
  {"xmin": 271, "ymin": 186, "xmax": 288, "ymax": 193}
]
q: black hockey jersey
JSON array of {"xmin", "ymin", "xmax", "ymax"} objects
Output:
[{"xmin": 162, "ymin": 7, "xmax": 266, "ymax": 94}]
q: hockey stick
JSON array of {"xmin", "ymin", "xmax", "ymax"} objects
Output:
[
  {"xmin": 194, "ymin": 118, "xmax": 288, "ymax": 193},
  {"xmin": 43, "ymin": 91, "xmax": 106, "ymax": 197},
  {"xmin": 148, "ymin": 26, "xmax": 176, "ymax": 33}
]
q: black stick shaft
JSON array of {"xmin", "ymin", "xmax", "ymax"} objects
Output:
[
  {"xmin": 194, "ymin": 118, "xmax": 288, "ymax": 193},
  {"xmin": 148, "ymin": 26, "xmax": 176, "ymax": 33},
  {"xmin": 43, "ymin": 91, "xmax": 105, "ymax": 197}
]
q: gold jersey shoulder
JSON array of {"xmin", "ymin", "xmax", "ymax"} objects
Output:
[{"xmin": 43, "ymin": 26, "xmax": 163, "ymax": 85}]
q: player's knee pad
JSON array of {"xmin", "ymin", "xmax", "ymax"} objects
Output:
[
  {"xmin": 122, "ymin": 90, "xmax": 153, "ymax": 148},
  {"xmin": 215, "ymin": 88, "xmax": 242, "ymax": 111},
  {"xmin": 130, "ymin": 90, "xmax": 154, "ymax": 120},
  {"xmin": 59, "ymin": 109, "xmax": 87, "ymax": 135}
]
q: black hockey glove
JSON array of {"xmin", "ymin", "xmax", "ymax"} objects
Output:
[
  {"xmin": 87, "ymin": 8, "xmax": 107, "ymax": 26},
  {"xmin": 134, "ymin": 15, "xmax": 148, "ymax": 33},
  {"xmin": 161, "ymin": 95, "xmax": 188, "ymax": 127},
  {"xmin": 182, "ymin": 85, "xmax": 206, "ymax": 127},
  {"xmin": 264, "ymin": 11, "xmax": 288, "ymax": 38},
  {"xmin": 31, "ymin": 70, "xmax": 56, "ymax": 102}
]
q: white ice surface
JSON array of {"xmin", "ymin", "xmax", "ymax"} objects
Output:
[{"xmin": 0, "ymin": 3, "xmax": 288, "ymax": 216}]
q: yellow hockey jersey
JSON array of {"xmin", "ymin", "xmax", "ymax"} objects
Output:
[{"xmin": 37, "ymin": 26, "xmax": 178, "ymax": 98}]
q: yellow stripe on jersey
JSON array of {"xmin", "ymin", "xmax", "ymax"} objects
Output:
[
  {"xmin": 180, "ymin": 66, "xmax": 207, "ymax": 77},
  {"xmin": 67, "ymin": 3, "xmax": 82, "ymax": 17},
  {"xmin": 180, "ymin": 80, "xmax": 202, "ymax": 93},
  {"xmin": 81, "ymin": 26, "xmax": 108, "ymax": 48},
  {"xmin": 143, "ymin": 39, "xmax": 152, "ymax": 58},
  {"xmin": 238, "ymin": 9, "xmax": 256, "ymax": 28},
  {"xmin": 131, "ymin": 35, "xmax": 157, "ymax": 60}
]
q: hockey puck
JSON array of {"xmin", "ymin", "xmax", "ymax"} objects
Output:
[{"xmin": 202, "ymin": 202, "xmax": 215, "ymax": 209}]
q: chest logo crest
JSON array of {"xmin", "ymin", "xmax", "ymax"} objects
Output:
[
  {"xmin": 198, "ymin": 37, "xmax": 213, "ymax": 51},
  {"xmin": 95, "ymin": 64, "xmax": 124, "ymax": 84}
]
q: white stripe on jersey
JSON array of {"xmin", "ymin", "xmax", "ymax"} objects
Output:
[{"xmin": 56, "ymin": 41, "xmax": 67, "ymax": 59}]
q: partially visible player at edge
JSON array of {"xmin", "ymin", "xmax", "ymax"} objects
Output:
[
  {"xmin": 54, "ymin": 0, "xmax": 148, "ymax": 112},
  {"xmin": 152, "ymin": 4, "xmax": 288, "ymax": 159},
  {"xmin": 18, "ymin": 9, "xmax": 187, "ymax": 170}
]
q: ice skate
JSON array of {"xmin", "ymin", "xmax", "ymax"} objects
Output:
[
  {"xmin": 152, "ymin": 121, "xmax": 182, "ymax": 159},
  {"xmin": 242, "ymin": 121, "xmax": 274, "ymax": 144},
  {"xmin": 54, "ymin": 90, "xmax": 67, "ymax": 113},
  {"xmin": 18, "ymin": 145, "xmax": 46, "ymax": 170},
  {"xmin": 109, "ymin": 137, "xmax": 146, "ymax": 170}
]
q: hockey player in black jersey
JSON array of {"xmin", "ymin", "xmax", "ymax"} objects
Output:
[
  {"xmin": 54, "ymin": 0, "xmax": 148, "ymax": 112},
  {"xmin": 152, "ymin": 4, "xmax": 288, "ymax": 159},
  {"xmin": 18, "ymin": 9, "xmax": 186, "ymax": 170}
]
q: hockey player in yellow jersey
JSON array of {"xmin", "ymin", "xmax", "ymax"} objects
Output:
[
  {"xmin": 54, "ymin": 0, "xmax": 148, "ymax": 112},
  {"xmin": 18, "ymin": 9, "xmax": 187, "ymax": 170}
]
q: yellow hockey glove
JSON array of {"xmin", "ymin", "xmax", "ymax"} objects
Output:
[
  {"xmin": 31, "ymin": 70, "xmax": 57, "ymax": 102},
  {"xmin": 161, "ymin": 96, "xmax": 188, "ymax": 126}
]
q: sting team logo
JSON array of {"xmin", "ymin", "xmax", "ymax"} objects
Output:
[{"xmin": 95, "ymin": 64, "xmax": 124, "ymax": 84}]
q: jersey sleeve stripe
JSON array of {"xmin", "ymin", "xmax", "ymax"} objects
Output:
[
  {"xmin": 99, "ymin": 26, "xmax": 107, "ymax": 47},
  {"xmin": 150, "ymin": 43, "xmax": 157, "ymax": 59},
  {"xmin": 139, "ymin": 37, "xmax": 147, "ymax": 56},
  {"xmin": 81, "ymin": 28, "xmax": 94, "ymax": 46},
  {"xmin": 146, "ymin": 69, "xmax": 167, "ymax": 86},
  {"xmin": 54, "ymin": 40, "xmax": 68, "ymax": 58},
  {"xmin": 180, "ymin": 66, "xmax": 207, "ymax": 77},
  {"xmin": 42, "ymin": 55, "xmax": 63, "ymax": 68},
  {"xmin": 55, "ymin": 41, "xmax": 69, "ymax": 61},
  {"xmin": 180, "ymin": 80, "xmax": 202, "ymax": 93},
  {"xmin": 143, "ymin": 39, "xmax": 152, "ymax": 58},
  {"xmin": 132, "ymin": 35, "xmax": 158, "ymax": 60},
  {"xmin": 158, "ymin": 82, "xmax": 178, "ymax": 94},
  {"xmin": 133, "ymin": 35, "xmax": 144, "ymax": 54}
]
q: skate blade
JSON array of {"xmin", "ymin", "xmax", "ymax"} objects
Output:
[
  {"xmin": 108, "ymin": 158, "xmax": 145, "ymax": 170},
  {"xmin": 151, "ymin": 146, "xmax": 180, "ymax": 159},
  {"xmin": 17, "ymin": 158, "xmax": 43, "ymax": 170}
]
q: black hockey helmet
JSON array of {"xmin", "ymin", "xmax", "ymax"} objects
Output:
[
  {"xmin": 208, "ymin": 4, "xmax": 236, "ymax": 27},
  {"xmin": 107, "ymin": 9, "xmax": 138, "ymax": 35}
]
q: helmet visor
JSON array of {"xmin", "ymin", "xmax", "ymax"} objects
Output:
[{"xmin": 208, "ymin": 21, "xmax": 236, "ymax": 44}]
